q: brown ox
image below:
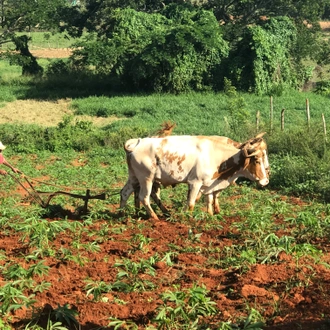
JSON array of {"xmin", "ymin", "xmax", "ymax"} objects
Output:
[{"xmin": 120, "ymin": 133, "xmax": 269, "ymax": 220}]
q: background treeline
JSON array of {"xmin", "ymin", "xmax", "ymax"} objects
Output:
[{"xmin": 1, "ymin": 0, "xmax": 330, "ymax": 94}]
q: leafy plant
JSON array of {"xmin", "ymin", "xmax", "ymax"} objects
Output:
[
  {"xmin": 0, "ymin": 318, "xmax": 12, "ymax": 330},
  {"xmin": 108, "ymin": 318, "xmax": 138, "ymax": 330},
  {"xmin": 24, "ymin": 319, "xmax": 68, "ymax": 330},
  {"xmin": 27, "ymin": 260, "xmax": 50, "ymax": 277},
  {"xmin": 51, "ymin": 303, "xmax": 78, "ymax": 328},
  {"xmin": 154, "ymin": 285, "xmax": 217, "ymax": 329},
  {"xmin": 84, "ymin": 280, "xmax": 111, "ymax": 301},
  {"xmin": 0, "ymin": 281, "xmax": 36, "ymax": 315},
  {"xmin": 217, "ymin": 308, "xmax": 264, "ymax": 329},
  {"xmin": 112, "ymin": 257, "xmax": 157, "ymax": 292},
  {"xmin": 131, "ymin": 233, "xmax": 153, "ymax": 251}
]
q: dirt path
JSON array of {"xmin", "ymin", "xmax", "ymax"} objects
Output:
[{"xmin": 0, "ymin": 99, "xmax": 118, "ymax": 127}]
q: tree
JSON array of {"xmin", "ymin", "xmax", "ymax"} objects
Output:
[
  {"xmin": 59, "ymin": 0, "xmax": 174, "ymax": 37},
  {"xmin": 0, "ymin": 0, "xmax": 68, "ymax": 75},
  {"xmin": 224, "ymin": 16, "xmax": 297, "ymax": 94},
  {"xmin": 69, "ymin": 4, "xmax": 229, "ymax": 93},
  {"xmin": 202, "ymin": 0, "xmax": 330, "ymax": 25},
  {"xmin": 127, "ymin": 4, "xmax": 229, "ymax": 92}
]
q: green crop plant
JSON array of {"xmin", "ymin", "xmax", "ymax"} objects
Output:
[
  {"xmin": 0, "ymin": 250, "xmax": 6, "ymax": 261},
  {"xmin": 22, "ymin": 303, "xmax": 78, "ymax": 330},
  {"xmin": 0, "ymin": 281, "xmax": 36, "ymax": 315},
  {"xmin": 24, "ymin": 247, "xmax": 56, "ymax": 260},
  {"xmin": 154, "ymin": 284, "xmax": 217, "ymax": 329},
  {"xmin": 55, "ymin": 247, "xmax": 73, "ymax": 264},
  {"xmin": 291, "ymin": 243, "xmax": 323, "ymax": 261},
  {"xmin": 161, "ymin": 251, "xmax": 178, "ymax": 266},
  {"xmin": 217, "ymin": 308, "xmax": 265, "ymax": 329},
  {"xmin": 33, "ymin": 281, "xmax": 51, "ymax": 293},
  {"xmin": 27, "ymin": 260, "xmax": 50, "ymax": 278},
  {"xmin": 234, "ymin": 207, "xmax": 274, "ymax": 234},
  {"xmin": 111, "ymin": 257, "xmax": 157, "ymax": 292},
  {"xmin": 16, "ymin": 217, "xmax": 71, "ymax": 251},
  {"xmin": 187, "ymin": 230, "xmax": 203, "ymax": 243},
  {"xmin": 0, "ymin": 319, "xmax": 11, "ymax": 330},
  {"xmin": 109, "ymin": 225, "xmax": 127, "ymax": 234},
  {"xmin": 108, "ymin": 318, "xmax": 139, "ymax": 329},
  {"xmin": 285, "ymin": 210, "xmax": 328, "ymax": 242},
  {"xmin": 1, "ymin": 260, "xmax": 49, "ymax": 281},
  {"xmin": 86, "ymin": 222, "xmax": 111, "ymax": 240},
  {"xmin": 209, "ymin": 244, "xmax": 252, "ymax": 271},
  {"xmin": 70, "ymin": 254, "xmax": 89, "ymax": 267},
  {"xmin": 24, "ymin": 320, "xmax": 68, "ymax": 330},
  {"xmin": 84, "ymin": 280, "xmax": 111, "ymax": 301},
  {"xmin": 1, "ymin": 263, "xmax": 28, "ymax": 280},
  {"xmin": 70, "ymin": 239, "xmax": 100, "ymax": 257},
  {"xmin": 131, "ymin": 233, "xmax": 153, "ymax": 252},
  {"xmin": 51, "ymin": 303, "xmax": 78, "ymax": 329},
  {"xmin": 81, "ymin": 241, "xmax": 101, "ymax": 253}
]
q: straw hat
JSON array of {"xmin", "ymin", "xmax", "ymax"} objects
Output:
[{"xmin": 0, "ymin": 141, "xmax": 6, "ymax": 150}]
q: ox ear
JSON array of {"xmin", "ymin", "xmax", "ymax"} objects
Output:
[
  {"xmin": 240, "ymin": 132, "xmax": 266, "ymax": 149},
  {"xmin": 241, "ymin": 132, "xmax": 267, "ymax": 156}
]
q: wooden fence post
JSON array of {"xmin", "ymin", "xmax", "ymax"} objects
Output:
[
  {"xmin": 306, "ymin": 98, "xmax": 310, "ymax": 129},
  {"xmin": 281, "ymin": 108, "xmax": 285, "ymax": 131},
  {"xmin": 322, "ymin": 113, "xmax": 327, "ymax": 142},
  {"xmin": 270, "ymin": 96, "xmax": 273, "ymax": 132},
  {"xmin": 256, "ymin": 110, "xmax": 260, "ymax": 132}
]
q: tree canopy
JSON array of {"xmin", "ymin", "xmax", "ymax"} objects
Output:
[
  {"xmin": 1, "ymin": 0, "xmax": 330, "ymax": 92},
  {"xmin": 0, "ymin": 0, "xmax": 68, "ymax": 74},
  {"xmin": 69, "ymin": 5, "xmax": 229, "ymax": 93}
]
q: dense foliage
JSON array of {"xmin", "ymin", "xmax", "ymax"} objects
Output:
[
  {"xmin": 0, "ymin": 0, "xmax": 67, "ymax": 74},
  {"xmin": 2, "ymin": 0, "xmax": 330, "ymax": 93},
  {"xmin": 67, "ymin": 5, "xmax": 229, "ymax": 93},
  {"xmin": 224, "ymin": 17, "xmax": 298, "ymax": 94}
]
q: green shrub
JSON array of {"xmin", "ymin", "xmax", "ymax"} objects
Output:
[
  {"xmin": 225, "ymin": 17, "xmax": 297, "ymax": 94},
  {"xmin": 70, "ymin": 6, "xmax": 229, "ymax": 93}
]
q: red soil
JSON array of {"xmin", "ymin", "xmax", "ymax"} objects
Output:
[{"xmin": 1, "ymin": 183, "xmax": 330, "ymax": 330}]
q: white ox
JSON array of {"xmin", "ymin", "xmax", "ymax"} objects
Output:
[
  {"xmin": 120, "ymin": 133, "xmax": 269, "ymax": 220},
  {"xmin": 132, "ymin": 136, "xmax": 241, "ymax": 215}
]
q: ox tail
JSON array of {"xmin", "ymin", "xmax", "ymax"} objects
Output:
[{"xmin": 124, "ymin": 138, "xmax": 141, "ymax": 153}]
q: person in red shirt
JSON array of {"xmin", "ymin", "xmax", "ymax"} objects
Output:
[{"xmin": 0, "ymin": 141, "xmax": 21, "ymax": 176}]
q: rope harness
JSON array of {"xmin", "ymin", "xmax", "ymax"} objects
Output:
[{"xmin": 8, "ymin": 172, "xmax": 121, "ymax": 212}]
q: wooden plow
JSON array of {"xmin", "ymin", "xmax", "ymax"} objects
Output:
[{"xmin": 9, "ymin": 173, "xmax": 117, "ymax": 214}]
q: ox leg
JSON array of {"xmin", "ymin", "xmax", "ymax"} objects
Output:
[
  {"xmin": 139, "ymin": 180, "xmax": 159, "ymax": 220},
  {"xmin": 134, "ymin": 184, "xmax": 142, "ymax": 215},
  {"xmin": 120, "ymin": 180, "xmax": 136, "ymax": 211},
  {"xmin": 187, "ymin": 183, "xmax": 203, "ymax": 212},
  {"xmin": 196, "ymin": 190, "xmax": 202, "ymax": 202},
  {"xmin": 151, "ymin": 182, "xmax": 170, "ymax": 215},
  {"xmin": 213, "ymin": 191, "xmax": 221, "ymax": 214},
  {"xmin": 134, "ymin": 182, "xmax": 169, "ymax": 216},
  {"xmin": 205, "ymin": 194, "xmax": 214, "ymax": 216}
]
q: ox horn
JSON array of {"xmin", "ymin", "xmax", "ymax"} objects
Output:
[
  {"xmin": 255, "ymin": 132, "xmax": 266, "ymax": 139},
  {"xmin": 239, "ymin": 132, "xmax": 266, "ymax": 149}
]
